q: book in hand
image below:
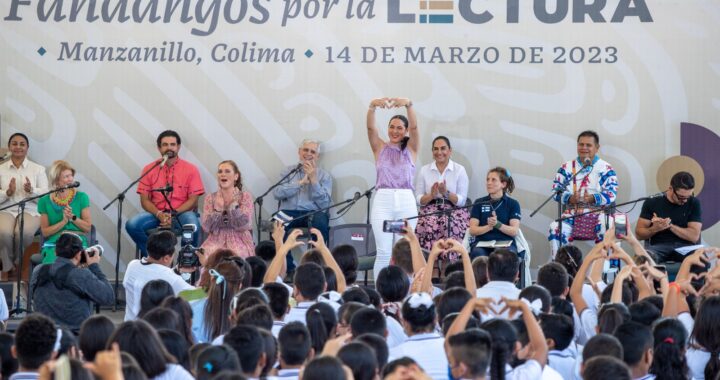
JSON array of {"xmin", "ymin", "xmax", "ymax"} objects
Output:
[{"xmin": 474, "ymin": 240, "xmax": 513, "ymax": 248}]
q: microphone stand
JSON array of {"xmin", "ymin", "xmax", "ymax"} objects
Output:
[
  {"xmin": 555, "ymin": 195, "xmax": 655, "ymax": 224},
  {"xmin": 530, "ymin": 162, "xmax": 592, "ymax": 245},
  {"xmin": 281, "ymin": 187, "xmax": 375, "ymax": 231},
  {"xmin": 3, "ymin": 185, "xmax": 77, "ymax": 317},
  {"xmin": 254, "ymin": 165, "xmax": 302, "ymax": 243},
  {"xmin": 103, "ymin": 158, "xmax": 164, "ymax": 311},
  {"xmin": 335, "ymin": 186, "xmax": 375, "ymax": 216}
]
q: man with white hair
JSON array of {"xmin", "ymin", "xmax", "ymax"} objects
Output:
[{"xmin": 273, "ymin": 139, "xmax": 333, "ymax": 271}]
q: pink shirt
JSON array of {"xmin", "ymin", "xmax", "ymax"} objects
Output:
[
  {"xmin": 137, "ymin": 158, "xmax": 204, "ymax": 210},
  {"xmin": 375, "ymin": 144, "xmax": 415, "ymax": 190},
  {"xmin": 200, "ymin": 189, "xmax": 255, "ymax": 258}
]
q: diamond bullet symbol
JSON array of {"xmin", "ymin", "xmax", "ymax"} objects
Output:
[
  {"xmin": 304, "ymin": 49, "xmax": 313, "ymax": 58},
  {"xmin": 37, "ymin": 47, "xmax": 46, "ymax": 56}
]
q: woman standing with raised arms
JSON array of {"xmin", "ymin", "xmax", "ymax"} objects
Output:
[{"xmin": 366, "ymin": 97, "xmax": 419, "ymax": 281}]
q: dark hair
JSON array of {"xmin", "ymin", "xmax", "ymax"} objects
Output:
[
  {"xmin": 442, "ymin": 312, "xmax": 480, "ymax": 336},
  {"xmin": 142, "ymin": 307, "xmax": 181, "ymax": 333},
  {"xmin": 642, "ymin": 295, "xmax": 664, "ymax": 315},
  {"xmin": 650, "ymin": 318, "xmax": 689, "ymax": 380},
  {"xmin": 189, "ymin": 343, "xmax": 211, "ymax": 375},
  {"xmin": 550, "ymin": 296, "xmax": 574, "ymax": 322},
  {"xmin": 146, "ymin": 230, "xmax": 177, "ymax": 260},
  {"xmin": 332, "ymin": 245, "xmax": 359, "ymax": 285},
  {"xmin": 302, "ymin": 356, "xmax": 347, "ymax": 379},
  {"xmin": 472, "ymin": 256, "xmax": 489, "ymax": 288},
  {"xmin": 355, "ymin": 333, "xmax": 390, "ymax": 372},
  {"xmin": 156, "ymin": 130, "xmax": 181, "ymax": 147},
  {"xmin": 537, "ymin": 262, "xmax": 569, "ymax": 297},
  {"xmin": 195, "ymin": 345, "xmax": 241, "ymax": 380},
  {"xmin": 338, "ymin": 342, "xmax": 378, "ymax": 380},
  {"xmin": 388, "ymin": 115, "xmax": 410, "ymax": 150},
  {"xmin": 323, "ymin": 267, "xmax": 337, "ymax": 292},
  {"xmin": 401, "ymin": 294, "xmax": 436, "ymax": 334},
  {"xmin": 629, "ymin": 301, "xmax": 661, "ymax": 326},
  {"xmin": 157, "ymin": 329, "xmax": 190, "ymax": 371},
  {"xmin": 448, "ymin": 328, "xmax": 493, "ymax": 378},
  {"xmin": 338, "ymin": 302, "xmax": 366, "ymax": 327},
  {"xmin": 383, "ymin": 357, "xmax": 419, "ymax": 377},
  {"xmin": 55, "ymin": 232, "xmax": 84, "ymax": 259},
  {"xmin": 198, "ymin": 249, "xmax": 236, "ymax": 288},
  {"xmin": 577, "ymin": 130, "xmax": 600, "ymax": 145},
  {"xmin": 376, "ymin": 266, "xmax": 409, "ymax": 303},
  {"xmin": 306, "ymin": 302, "xmax": 337, "ymax": 355},
  {"xmin": 254, "ymin": 240, "xmax": 276, "ymax": 262},
  {"xmin": 245, "ymin": 256, "xmax": 267, "ymax": 288},
  {"xmin": 224, "ymin": 325, "xmax": 263, "ymax": 376},
  {"xmin": 583, "ymin": 356, "xmax": 631, "ymax": 380},
  {"xmin": 119, "ymin": 353, "xmax": 147, "ymax": 380},
  {"xmin": 300, "ymin": 249, "xmax": 325, "ymax": 266},
  {"xmin": 443, "ymin": 272, "xmax": 466, "ymax": 290},
  {"xmin": 351, "ymin": 307, "xmax": 387, "ymax": 337},
  {"xmin": 540, "ymin": 314, "xmax": 574, "ymax": 351},
  {"xmin": 211, "ymin": 371, "xmax": 248, "ymax": 380},
  {"xmin": 518, "ymin": 285, "xmax": 552, "ymax": 315},
  {"xmin": 601, "ymin": 281, "xmax": 638, "ymax": 306},
  {"xmin": 262, "ymin": 283, "xmax": 290, "ymax": 320},
  {"xmin": 78, "ymin": 315, "xmax": 115, "ymax": 362},
  {"xmin": 8, "ymin": 132, "xmax": 29, "ymax": 147},
  {"xmin": 341, "ymin": 287, "xmax": 370, "ymax": 305},
  {"xmin": 444, "ymin": 261, "xmax": 464, "ymax": 277},
  {"xmin": 160, "ymin": 296, "xmax": 195, "ymax": 345},
  {"xmin": 670, "ymin": 171, "xmax": 695, "ymax": 191},
  {"xmin": 488, "ymin": 166, "xmax": 515, "ymax": 194},
  {"xmin": 614, "ymin": 321, "xmax": 653, "ymax": 367},
  {"xmin": 257, "ymin": 328, "xmax": 277, "ymax": 376},
  {"xmin": 278, "ymin": 322, "xmax": 312, "ymax": 366},
  {"xmin": 583, "ymin": 333, "xmax": 624, "ymax": 361},
  {"xmin": 56, "ymin": 328, "xmax": 77, "ymax": 358},
  {"xmin": 204, "ymin": 262, "xmax": 244, "ymax": 340},
  {"xmin": 138, "ymin": 279, "xmax": 173, "ymax": 318},
  {"xmin": 0, "ymin": 333, "xmax": 17, "ymax": 378},
  {"xmin": 361, "ymin": 286, "xmax": 382, "ymax": 309},
  {"xmin": 436, "ymin": 287, "xmax": 473, "ymax": 322},
  {"xmin": 555, "ymin": 245, "xmax": 583, "ymax": 277},
  {"xmin": 218, "ymin": 160, "xmax": 243, "ymax": 192},
  {"xmin": 14, "ymin": 314, "xmax": 57, "ymax": 370},
  {"xmin": 488, "ymin": 248, "xmax": 519, "ymax": 282},
  {"xmin": 108, "ymin": 320, "xmax": 174, "ymax": 378},
  {"xmin": 692, "ymin": 295, "xmax": 720, "ymax": 380},
  {"xmin": 390, "ymin": 240, "xmax": 413, "ymax": 274},
  {"xmin": 235, "ymin": 304, "xmax": 274, "ymax": 331},
  {"xmin": 294, "ymin": 263, "xmax": 326, "ymax": 300},
  {"xmin": 598, "ymin": 303, "xmax": 631, "ymax": 334},
  {"xmin": 481, "ymin": 318, "xmax": 518, "ymax": 380},
  {"xmin": 233, "ymin": 288, "xmax": 269, "ymax": 313}
]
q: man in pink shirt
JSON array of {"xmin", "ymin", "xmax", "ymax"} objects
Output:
[{"xmin": 125, "ymin": 130, "xmax": 205, "ymax": 257}]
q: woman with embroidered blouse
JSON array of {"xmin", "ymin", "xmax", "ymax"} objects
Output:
[
  {"xmin": 38, "ymin": 160, "xmax": 92, "ymax": 263},
  {"xmin": 200, "ymin": 160, "xmax": 254, "ymax": 258}
]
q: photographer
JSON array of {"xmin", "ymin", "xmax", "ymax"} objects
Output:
[
  {"xmin": 123, "ymin": 230, "xmax": 195, "ymax": 321},
  {"xmin": 30, "ymin": 232, "xmax": 114, "ymax": 331}
]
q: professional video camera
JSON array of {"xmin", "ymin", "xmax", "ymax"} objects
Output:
[{"xmin": 177, "ymin": 224, "xmax": 203, "ymax": 268}]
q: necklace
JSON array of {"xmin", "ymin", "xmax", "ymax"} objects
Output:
[{"xmin": 52, "ymin": 188, "xmax": 76, "ymax": 207}]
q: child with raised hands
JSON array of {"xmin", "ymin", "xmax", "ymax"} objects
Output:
[
  {"xmin": 420, "ymin": 238, "xmax": 476, "ymax": 296},
  {"xmin": 447, "ymin": 297, "xmax": 548, "ymax": 380}
]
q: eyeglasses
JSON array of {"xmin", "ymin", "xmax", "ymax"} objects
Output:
[{"xmin": 672, "ymin": 189, "xmax": 693, "ymax": 203}]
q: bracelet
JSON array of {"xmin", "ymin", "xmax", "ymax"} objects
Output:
[
  {"xmin": 405, "ymin": 101, "xmax": 413, "ymax": 108},
  {"xmin": 668, "ymin": 282, "xmax": 681, "ymax": 293},
  {"xmin": 494, "ymin": 221, "xmax": 502, "ymax": 229},
  {"xmin": 368, "ymin": 105, "xmax": 376, "ymax": 111}
]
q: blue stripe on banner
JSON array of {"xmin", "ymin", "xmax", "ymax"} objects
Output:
[
  {"xmin": 429, "ymin": 14, "xmax": 453, "ymax": 23},
  {"xmin": 420, "ymin": 14, "xmax": 428, "ymax": 23}
]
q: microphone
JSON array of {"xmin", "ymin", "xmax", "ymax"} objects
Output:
[
  {"xmin": 0, "ymin": 152, "xmax": 10, "ymax": 161},
  {"xmin": 159, "ymin": 152, "xmax": 175, "ymax": 168},
  {"xmin": 647, "ymin": 192, "xmax": 665, "ymax": 198},
  {"xmin": 336, "ymin": 192, "xmax": 362, "ymax": 215},
  {"xmin": 583, "ymin": 157, "xmax": 593, "ymax": 167},
  {"xmin": 292, "ymin": 162, "xmax": 303, "ymax": 173},
  {"xmin": 151, "ymin": 184, "xmax": 173, "ymax": 192},
  {"xmin": 351, "ymin": 191, "xmax": 362, "ymax": 201},
  {"xmin": 61, "ymin": 181, "xmax": 80, "ymax": 190}
]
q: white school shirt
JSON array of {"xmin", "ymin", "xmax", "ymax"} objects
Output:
[
  {"xmin": 507, "ymin": 360, "xmax": 543, "ymax": 380},
  {"xmin": 272, "ymin": 320, "xmax": 286, "ymax": 338},
  {"xmin": 389, "ymin": 332, "xmax": 448, "ymax": 380},
  {"xmin": 475, "ymin": 281, "xmax": 521, "ymax": 319},
  {"xmin": 123, "ymin": 258, "xmax": 194, "ymax": 321},
  {"xmin": 282, "ymin": 300, "xmax": 341, "ymax": 325},
  {"xmin": 276, "ymin": 368, "xmax": 301, "ymax": 380},
  {"xmin": 385, "ymin": 315, "xmax": 407, "ymax": 348},
  {"xmin": 152, "ymin": 363, "xmax": 194, "ymax": 380},
  {"xmin": 541, "ymin": 365, "xmax": 564, "ymax": 380},
  {"xmin": 414, "ymin": 160, "xmax": 469, "ymax": 206},
  {"xmin": 547, "ymin": 348, "xmax": 576, "ymax": 380},
  {"xmin": 0, "ymin": 158, "xmax": 48, "ymax": 217},
  {"xmin": 579, "ymin": 307, "xmax": 599, "ymax": 341},
  {"xmin": 687, "ymin": 347, "xmax": 714, "ymax": 380}
]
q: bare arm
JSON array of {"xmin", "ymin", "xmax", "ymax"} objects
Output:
[
  {"xmin": 468, "ymin": 218, "xmax": 493, "ymax": 237},
  {"xmin": 571, "ymin": 244, "xmax": 605, "ymax": 315},
  {"xmin": 445, "ymin": 239, "xmax": 477, "ymax": 294},
  {"xmin": 391, "ymin": 98, "xmax": 419, "ymax": 160},
  {"xmin": 310, "ymin": 228, "xmax": 347, "ymax": 293},
  {"xmin": 496, "ymin": 218, "xmax": 520, "ymax": 238},
  {"xmin": 635, "ymin": 217, "xmax": 663, "ymax": 241},
  {"xmin": 420, "ymin": 240, "xmax": 443, "ymax": 293},
  {"xmin": 366, "ymin": 98, "xmax": 388, "ymax": 159},
  {"xmin": 402, "ymin": 225, "xmax": 427, "ymax": 275},
  {"xmin": 669, "ymin": 222, "xmax": 702, "ymax": 244},
  {"xmin": 264, "ymin": 229, "xmax": 304, "ymax": 284}
]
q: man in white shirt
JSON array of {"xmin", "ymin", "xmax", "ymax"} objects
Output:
[
  {"xmin": 123, "ymin": 230, "xmax": 193, "ymax": 320},
  {"xmin": 475, "ymin": 248, "xmax": 521, "ymax": 318},
  {"xmin": 0, "ymin": 133, "xmax": 48, "ymax": 279}
]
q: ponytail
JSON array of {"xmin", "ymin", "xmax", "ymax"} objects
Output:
[
  {"xmin": 400, "ymin": 136, "xmax": 410, "ymax": 151},
  {"xmin": 306, "ymin": 303, "xmax": 336, "ymax": 355},
  {"xmin": 481, "ymin": 319, "xmax": 517, "ymax": 380}
]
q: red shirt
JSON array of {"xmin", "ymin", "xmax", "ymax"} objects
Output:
[{"xmin": 137, "ymin": 158, "xmax": 204, "ymax": 211}]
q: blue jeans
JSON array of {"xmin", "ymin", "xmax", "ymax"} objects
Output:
[
  {"xmin": 125, "ymin": 211, "xmax": 201, "ymax": 257},
  {"xmin": 280, "ymin": 210, "xmax": 329, "ymax": 272},
  {"xmin": 469, "ymin": 242, "xmax": 523, "ymax": 260}
]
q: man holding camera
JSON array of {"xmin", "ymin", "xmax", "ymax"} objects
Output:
[
  {"xmin": 123, "ymin": 230, "xmax": 194, "ymax": 321},
  {"xmin": 30, "ymin": 232, "xmax": 114, "ymax": 331}
]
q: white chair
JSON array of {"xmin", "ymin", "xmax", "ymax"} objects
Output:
[{"xmin": 463, "ymin": 228, "xmax": 531, "ymax": 288}]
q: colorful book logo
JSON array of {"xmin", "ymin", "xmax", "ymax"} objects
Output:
[{"xmin": 419, "ymin": 0, "xmax": 454, "ymax": 23}]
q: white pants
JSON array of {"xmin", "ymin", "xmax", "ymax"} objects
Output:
[{"xmin": 371, "ymin": 189, "xmax": 418, "ymax": 281}]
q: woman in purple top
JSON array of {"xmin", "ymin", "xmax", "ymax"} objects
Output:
[{"xmin": 366, "ymin": 97, "xmax": 419, "ymax": 281}]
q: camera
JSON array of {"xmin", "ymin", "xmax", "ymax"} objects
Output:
[
  {"xmin": 80, "ymin": 244, "xmax": 103, "ymax": 264},
  {"xmin": 177, "ymin": 224, "xmax": 203, "ymax": 268},
  {"xmin": 383, "ymin": 220, "xmax": 405, "ymax": 234}
]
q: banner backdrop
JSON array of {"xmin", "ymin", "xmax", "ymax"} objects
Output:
[{"xmin": 1, "ymin": 0, "xmax": 719, "ymax": 277}]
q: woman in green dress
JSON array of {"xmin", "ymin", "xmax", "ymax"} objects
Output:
[{"xmin": 38, "ymin": 160, "xmax": 92, "ymax": 263}]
